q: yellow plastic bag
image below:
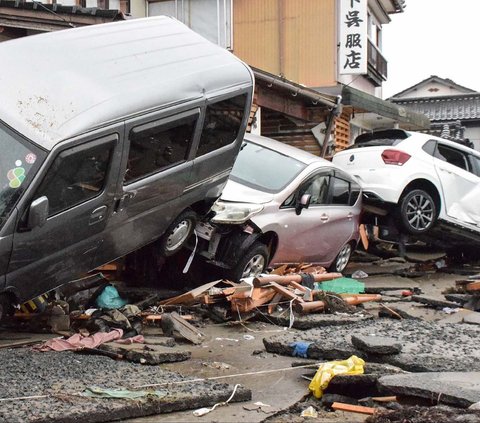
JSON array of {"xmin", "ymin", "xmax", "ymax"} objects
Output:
[{"xmin": 308, "ymin": 355, "xmax": 365, "ymax": 398}]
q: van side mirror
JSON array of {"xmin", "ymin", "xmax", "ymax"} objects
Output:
[
  {"xmin": 27, "ymin": 196, "xmax": 49, "ymax": 229},
  {"xmin": 295, "ymin": 194, "xmax": 311, "ymax": 215}
]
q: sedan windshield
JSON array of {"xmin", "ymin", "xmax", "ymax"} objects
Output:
[
  {"xmin": 0, "ymin": 123, "xmax": 45, "ymax": 230},
  {"xmin": 230, "ymin": 141, "xmax": 306, "ymax": 193}
]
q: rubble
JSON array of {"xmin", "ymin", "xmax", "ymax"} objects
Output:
[
  {"xmin": 263, "ymin": 319, "xmax": 480, "ymax": 372},
  {"xmin": 378, "ymin": 372, "xmax": 480, "ymax": 408},
  {"xmin": 351, "ymin": 335, "xmax": 403, "ymax": 355}
]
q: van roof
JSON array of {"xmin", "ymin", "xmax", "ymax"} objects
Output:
[{"xmin": 0, "ymin": 17, "xmax": 253, "ymax": 150}]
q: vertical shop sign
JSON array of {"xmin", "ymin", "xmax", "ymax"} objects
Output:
[{"xmin": 339, "ymin": 0, "xmax": 367, "ymax": 75}]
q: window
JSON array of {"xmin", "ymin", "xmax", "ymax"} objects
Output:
[
  {"xmin": 435, "ymin": 144, "xmax": 469, "ymax": 171},
  {"xmin": 468, "ymin": 154, "xmax": 480, "ymax": 177},
  {"xmin": 125, "ymin": 114, "xmax": 197, "ymax": 184},
  {"xmin": 34, "ymin": 142, "xmax": 113, "ymax": 217},
  {"xmin": 148, "ymin": 0, "xmax": 232, "ymax": 48},
  {"xmin": 349, "ymin": 181, "xmax": 361, "ymax": 206},
  {"xmin": 331, "ymin": 177, "xmax": 350, "ymax": 205},
  {"xmin": 303, "ymin": 175, "xmax": 330, "ymax": 206},
  {"xmin": 196, "ymin": 94, "xmax": 247, "ymax": 157},
  {"xmin": 422, "ymin": 140, "xmax": 436, "ymax": 156}
]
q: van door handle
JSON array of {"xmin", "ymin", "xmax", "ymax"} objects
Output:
[
  {"xmin": 320, "ymin": 214, "xmax": 329, "ymax": 222},
  {"xmin": 347, "ymin": 212, "xmax": 354, "ymax": 220},
  {"xmin": 90, "ymin": 206, "xmax": 107, "ymax": 225},
  {"xmin": 115, "ymin": 193, "xmax": 133, "ymax": 212}
]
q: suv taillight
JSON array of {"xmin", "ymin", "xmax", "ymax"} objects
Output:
[{"xmin": 381, "ymin": 149, "xmax": 411, "ymax": 166}]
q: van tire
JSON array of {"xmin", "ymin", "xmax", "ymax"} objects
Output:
[
  {"xmin": 230, "ymin": 242, "xmax": 269, "ymax": 281},
  {"xmin": 159, "ymin": 210, "xmax": 197, "ymax": 257}
]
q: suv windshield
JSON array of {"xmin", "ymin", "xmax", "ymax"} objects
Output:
[
  {"xmin": 229, "ymin": 141, "xmax": 306, "ymax": 193},
  {"xmin": 0, "ymin": 123, "xmax": 45, "ymax": 230}
]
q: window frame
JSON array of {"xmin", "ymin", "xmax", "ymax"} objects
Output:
[
  {"xmin": 32, "ymin": 135, "xmax": 116, "ymax": 218},
  {"xmin": 434, "ymin": 142, "xmax": 471, "ymax": 172},
  {"xmin": 124, "ymin": 108, "xmax": 201, "ymax": 186}
]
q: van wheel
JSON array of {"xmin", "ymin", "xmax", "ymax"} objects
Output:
[
  {"xmin": 329, "ymin": 242, "xmax": 353, "ymax": 273},
  {"xmin": 230, "ymin": 242, "xmax": 269, "ymax": 281},
  {"xmin": 398, "ymin": 189, "xmax": 437, "ymax": 235},
  {"xmin": 0, "ymin": 294, "xmax": 13, "ymax": 323},
  {"xmin": 159, "ymin": 210, "xmax": 197, "ymax": 257}
]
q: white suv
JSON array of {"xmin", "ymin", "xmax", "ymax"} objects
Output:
[{"xmin": 332, "ymin": 129, "xmax": 480, "ymax": 236}]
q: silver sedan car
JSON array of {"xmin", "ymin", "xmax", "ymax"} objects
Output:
[{"xmin": 195, "ymin": 134, "xmax": 362, "ymax": 280}]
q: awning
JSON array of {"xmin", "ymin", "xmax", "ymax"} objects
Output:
[{"xmin": 342, "ymin": 86, "xmax": 430, "ymax": 131}]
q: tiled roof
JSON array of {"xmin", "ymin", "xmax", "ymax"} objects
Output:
[
  {"xmin": 392, "ymin": 94, "xmax": 480, "ymax": 122},
  {"xmin": 0, "ymin": 0, "xmax": 124, "ymax": 19}
]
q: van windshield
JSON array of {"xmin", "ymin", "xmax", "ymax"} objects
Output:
[
  {"xmin": 229, "ymin": 141, "xmax": 306, "ymax": 193},
  {"xmin": 0, "ymin": 123, "xmax": 45, "ymax": 230}
]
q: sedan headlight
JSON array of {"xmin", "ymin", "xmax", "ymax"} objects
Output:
[{"xmin": 211, "ymin": 200, "xmax": 264, "ymax": 224}]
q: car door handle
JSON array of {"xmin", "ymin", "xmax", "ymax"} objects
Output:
[
  {"xmin": 347, "ymin": 212, "xmax": 354, "ymax": 220},
  {"xmin": 320, "ymin": 214, "xmax": 329, "ymax": 222},
  {"xmin": 439, "ymin": 167, "xmax": 453, "ymax": 175},
  {"xmin": 90, "ymin": 205, "xmax": 108, "ymax": 225}
]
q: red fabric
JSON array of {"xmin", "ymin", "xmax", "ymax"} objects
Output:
[
  {"xmin": 36, "ymin": 329, "xmax": 124, "ymax": 352},
  {"xmin": 115, "ymin": 335, "xmax": 144, "ymax": 344}
]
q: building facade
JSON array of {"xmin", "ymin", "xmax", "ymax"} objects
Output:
[
  {"xmin": 0, "ymin": 0, "xmax": 429, "ymax": 155},
  {"xmin": 390, "ymin": 75, "xmax": 480, "ymax": 150}
]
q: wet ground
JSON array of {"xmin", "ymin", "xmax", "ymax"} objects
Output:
[{"xmin": 0, "ymin": 248, "xmax": 478, "ymax": 422}]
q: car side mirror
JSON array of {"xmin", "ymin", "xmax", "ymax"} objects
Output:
[
  {"xmin": 27, "ymin": 196, "xmax": 49, "ymax": 229},
  {"xmin": 295, "ymin": 194, "xmax": 311, "ymax": 215}
]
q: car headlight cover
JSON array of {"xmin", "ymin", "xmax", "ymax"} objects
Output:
[{"xmin": 211, "ymin": 201, "xmax": 264, "ymax": 224}]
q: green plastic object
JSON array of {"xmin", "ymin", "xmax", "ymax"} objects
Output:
[{"xmin": 314, "ymin": 277, "xmax": 364, "ymax": 294}]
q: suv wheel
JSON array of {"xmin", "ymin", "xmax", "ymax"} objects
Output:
[
  {"xmin": 230, "ymin": 242, "xmax": 269, "ymax": 281},
  {"xmin": 399, "ymin": 189, "xmax": 437, "ymax": 235},
  {"xmin": 159, "ymin": 210, "xmax": 197, "ymax": 257},
  {"xmin": 329, "ymin": 242, "xmax": 353, "ymax": 273}
]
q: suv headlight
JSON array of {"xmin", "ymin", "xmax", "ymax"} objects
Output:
[{"xmin": 211, "ymin": 200, "xmax": 264, "ymax": 224}]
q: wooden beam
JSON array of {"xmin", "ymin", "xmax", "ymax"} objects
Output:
[{"xmin": 255, "ymin": 85, "xmax": 310, "ymax": 121}]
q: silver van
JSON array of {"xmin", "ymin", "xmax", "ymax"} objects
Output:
[{"xmin": 0, "ymin": 17, "xmax": 253, "ymax": 318}]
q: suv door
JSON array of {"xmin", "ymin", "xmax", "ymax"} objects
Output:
[
  {"xmin": 433, "ymin": 143, "xmax": 480, "ymax": 218},
  {"xmin": 7, "ymin": 133, "xmax": 119, "ymax": 301}
]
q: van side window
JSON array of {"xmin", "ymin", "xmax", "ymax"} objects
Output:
[
  {"xmin": 196, "ymin": 94, "xmax": 247, "ymax": 157},
  {"xmin": 35, "ymin": 142, "xmax": 113, "ymax": 216},
  {"xmin": 125, "ymin": 115, "xmax": 197, "ymax": 184},
  {"xmin": 434, "ymin": 144, "xmax": 469, "ymax": 171}
]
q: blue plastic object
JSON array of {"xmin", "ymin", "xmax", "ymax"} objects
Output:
[{"xmin": 95, "ymin": 285, "xmax": 127, "ymax": 309}]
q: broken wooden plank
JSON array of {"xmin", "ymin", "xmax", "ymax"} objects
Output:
[
  {"xmin": 159, "ymin": 280, "xmax": 225, "ymax": 306},
  {"xmin": 160, "ymin": 312, "xmax": 204, "ymax": 344},
  {"xmin": 230, "ymin": 287, "xmax": 276, "ymax": 314},
  {"xmin": 359, "ymin": 224, "xmax": 369, "ymax": 250},
  {"xmin": 267, "ymin": 292, "xmax": 285, "ymax": 314},
  {"xmin": 466, "ymin": 281, "xmax": 480, "ymax": 292},
  {"xmin": 253, "ymin": 272, "xmax": 342, "ymax": 288},
  {"xmin": 295, "ymin": 294, "xmax": 382, "ymax": 313},
  {"xmin": 331, "ymin": 402, "xmax": 376, "ymax": 415},
  {"xmin": 269, "ymin": 282, "xmax": 304, "ymax": 303}
]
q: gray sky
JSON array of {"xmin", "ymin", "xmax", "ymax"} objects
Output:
[{"xmin": 382, "ymin": 0, "xmax": 480, "ymax": 99}]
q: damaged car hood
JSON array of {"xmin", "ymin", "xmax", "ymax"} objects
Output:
[{"xmin": 220, "ymin": 180, "xmax": 274, "ymax": 204}]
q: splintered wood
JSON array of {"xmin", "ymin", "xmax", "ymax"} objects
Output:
[{"xmin": 155, "ymin": 264, "xmax": 382, "ymax": 320}]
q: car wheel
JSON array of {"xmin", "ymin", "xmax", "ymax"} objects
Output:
[
  {"xmin": 159, "ymin": 210, "xmax": 197, "ymax": 257},
  {"xmin": 230, "ymin": 242, "xmax": 269, "ymax": 281},
  {"xmin": 399, "ymin": 189, "xmax": 437, "ymax": 235},
  {"xmin": 329, "ymin": 242, "xmax": 353, "ymax": 273}
]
